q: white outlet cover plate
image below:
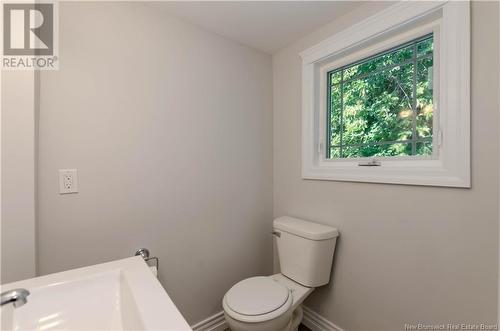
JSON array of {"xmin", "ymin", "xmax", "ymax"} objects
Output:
[{"xmin": 59, "ymin": 169, "xmax": 78, "ymax": 194}]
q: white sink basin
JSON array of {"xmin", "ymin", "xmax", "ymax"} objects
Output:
[{"xmin": 1, "ymin": 257, "xmax": 192, "ymax": 331}]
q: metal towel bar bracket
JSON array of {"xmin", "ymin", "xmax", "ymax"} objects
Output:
[{"xmin": 134, "ymin": 248, "xmax": 159, "ymax": 270}]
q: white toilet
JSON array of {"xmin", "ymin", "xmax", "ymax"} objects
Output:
[{"xmin": 223, "ymin": 216, "xmax": 339, "ymax": 331}]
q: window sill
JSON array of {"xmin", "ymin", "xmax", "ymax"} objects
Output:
[{"xmin": 302, "ymin": 158, "xmax": 470, "ymax": 187}]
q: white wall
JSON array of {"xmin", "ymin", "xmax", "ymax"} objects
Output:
[
  {"xmin": 37, "ymin": 2, "xmax": 273, "ymax": 324},
  {"xmin": 273, "ymin": 2, "xmax": 499, "ymax": 330},
  {"xmin": 1, "ymin": 70, "xmax": 37, "ymax": 283},
  {"xmin": 498, "ymin": 0, "xmax": 500, "ymax": 325}
]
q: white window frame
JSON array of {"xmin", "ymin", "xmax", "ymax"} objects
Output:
[{"xmin": 300, "ymin": 1, "xmax": 470, "ymax": 187}]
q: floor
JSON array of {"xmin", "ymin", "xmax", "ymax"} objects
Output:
[{"xmin": 226, "ymin": 324, "xmax": 311, "ymax": 331}]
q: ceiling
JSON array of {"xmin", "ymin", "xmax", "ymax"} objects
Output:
[{"xmin": 146, "ymin": 1, "xmax": 363, "ymax": 54}]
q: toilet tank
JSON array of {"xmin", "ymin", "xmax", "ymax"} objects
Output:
[{"xmin": 273, "ymin": 216, "xmax": 339, "ymax": 287}]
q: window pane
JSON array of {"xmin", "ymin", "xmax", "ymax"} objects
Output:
[
  {"xmin": 416, "ymin": 140, "xmax": 432, "ymax": 156},
  {"xmin": 331, "ymin": 71, "xmax": 342, "ymax": 85},
  {"xmin": 330, "ymin": 147, "xmax": 341, "ymax": 158},
  {"xmin": 326, "ymin": 34, "xmax": 434, "ymax": 160},
  {"xmin": 329, "ymin": 84, "xmax": 342, "ymax": 148},
  {"xmin": 416, "ymin": 57, "xmax": 433, "ymax": 138},
  {"xmin": 341, "ymin": 62, "xmax": 414, "ymax": 147},
  {"xmin": 342, "ymin": 142, "xmax": 413, "ymax": 158},
  {"xmin": 342, "ymin": 44, "xmax": 414, "ymax": 82},
  {"xmin": 417, "ymin": 37, "xmax": 433, "ymax": 57}
]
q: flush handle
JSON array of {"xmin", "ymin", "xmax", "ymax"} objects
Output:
[{"xmin": 272, "ymin": 231, "xmax": 281, "ymax": 238}]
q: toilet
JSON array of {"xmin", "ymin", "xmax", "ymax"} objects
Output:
[{"xmin": 223, "ymin": 216, "xmax": 339, "ymax": 331}]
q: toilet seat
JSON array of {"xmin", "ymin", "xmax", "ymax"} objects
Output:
[{"xmin": 223, "ymin": 277, "xmax": 293, "ymax": 323}]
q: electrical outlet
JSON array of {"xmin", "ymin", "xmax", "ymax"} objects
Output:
[{"xmin": 59, "ymin": 169, "xmax": 78, "ymax": 194}]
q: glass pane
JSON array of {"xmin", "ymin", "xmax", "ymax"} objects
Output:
[
  {"xmin": 329, "ymin": 84, "xmax": 342, "ymax": 148},
  {"xmin": 340, "ymin": 62, "xmax": 414, "ymax": 147},
  {"xmin": 331, "ymin": 71, "xmax": 341, "ymax": 85},
  {"xmin": 416, "ymin": 140, "xmax": 432, "ymax": 156},
  {"xmin": 416, "ymin": 57, "xmax": 433, "ymax": 139},
  {"xmin": 342, "ymin": 142, "xmax": 412, "ymax": 158},
  {"xmin": 330, "ymin": 147, "xmax": 341, "ymax": 158},
  {"xmin": 342, "ymin": 44, "xmax": 414, "ymax": 81},
  {"xmin": 417, "ymin": 36, "xmax": 433, "ymax": 57},
  {"xmin": 326, "ymin": 34, "xmax": 434, "ymax": 160}
]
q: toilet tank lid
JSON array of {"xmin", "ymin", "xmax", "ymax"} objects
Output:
[{"xmin": 273, "ymin": 216, "xmax": 339, "ymax": 240}]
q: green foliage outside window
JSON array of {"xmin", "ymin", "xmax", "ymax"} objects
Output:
[{"xmin": 328, "ymin": 35, "xmax": 434, "ymax": 159}]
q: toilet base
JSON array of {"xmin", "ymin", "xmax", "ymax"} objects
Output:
[
  {"xmin": 290, "ymin": 306, "xmax": 304, "ymax": 331},
  {"xmin": 224, "ymin": 305, "xmax": 305, "ymax": 331}
]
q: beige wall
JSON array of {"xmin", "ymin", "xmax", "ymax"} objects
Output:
[
  {"xmin": 273, "ymin": 2, "xmax": 499, "ymax": 330},
  {"xmin": 1, "ymin": 71, "xmax": 37, "ymax": 283},
  {"xmin": 37, "ymin": 2, "xmax": 273, "ymax": 324}
]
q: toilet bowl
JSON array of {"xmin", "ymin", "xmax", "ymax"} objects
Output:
[
  {"xmin": 223, "ymin": 274, "xmax": 313, "ymax": 331},
  {"xmin": 223, "ymin": 217, "xmax": 339, "ymax": 331}
]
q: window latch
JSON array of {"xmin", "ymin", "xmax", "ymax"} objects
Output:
[{"xmin": 358, "ymin": 159, "xmax": 381, "ymax": 167}]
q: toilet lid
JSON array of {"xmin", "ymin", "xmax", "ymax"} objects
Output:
[{"xmin": 225, "ymin": 277, "xmax": 290, "ymax": 316}]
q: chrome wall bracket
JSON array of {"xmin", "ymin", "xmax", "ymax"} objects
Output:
[
  {"xmin": 1, "ymin": 289, "xmax": 30, "ymax": 308},
  {"xmin": 135, "ymin": 248, "xmax": 159, "ymax": 270}
]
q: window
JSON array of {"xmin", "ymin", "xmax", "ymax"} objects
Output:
[
  {"xmin": 326, "ymin": 35, "xmax": 434, "ymax": 160},
  {"xmin": 300, "ymin": 1, "xmax": 470, "ymax": 187}
]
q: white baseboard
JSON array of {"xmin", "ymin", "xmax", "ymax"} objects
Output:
[
  {"xmin": 190, "ymin": 306, "xmax": 343, "ymax": 331},
  {"xmin": 302, "ymin": 306, "xmax": 345, "ymax": 331},
  {"xmin": 191, "ymin": 311, "xmax": 228, "ymax": 331}
]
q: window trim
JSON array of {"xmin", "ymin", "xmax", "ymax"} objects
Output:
[{"xmin": 300, "ymin": 1, "xmax": 470, "ymax": 187}]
